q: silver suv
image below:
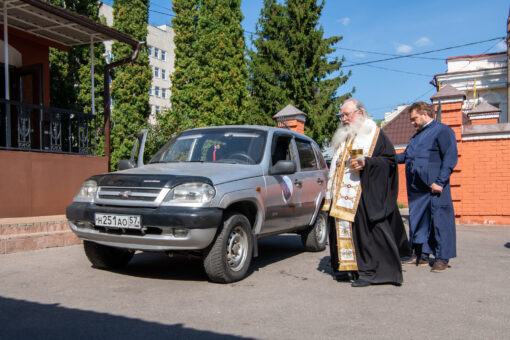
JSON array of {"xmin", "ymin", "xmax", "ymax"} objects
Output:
[{"xmin": 66, "ymin": 125, "xmax": 329, "ymax": 283}]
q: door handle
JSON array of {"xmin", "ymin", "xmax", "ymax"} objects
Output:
[
  {"xmin": 317, "ymin": 177, "xmax": 324, "ymax": 185},
  {"xmin": 294, "ymin": 179, "xmax": 302, "ymax": 187}
]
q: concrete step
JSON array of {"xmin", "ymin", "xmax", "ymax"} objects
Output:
[{"xmin": 0, "ymin": 215, "xmax": 81, "ymax": 254}]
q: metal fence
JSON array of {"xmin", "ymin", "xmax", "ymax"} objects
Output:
[{"xmin": 0, "ymin": 99, "xmax": 99, "ymax": 155}]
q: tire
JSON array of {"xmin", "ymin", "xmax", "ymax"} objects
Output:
[
  {"xmin": 301, "ymin": 211, "xmax": 328, "ymax": 252},
  {"xmin": 83, "ymin": 240, "xmax": 134, "ymax": 269},
  {"xmin": 203, "ymin": 213, "xmax": 253, "ymax": 283}
]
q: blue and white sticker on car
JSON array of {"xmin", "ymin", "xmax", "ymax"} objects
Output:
[{"xmin": 280, "ymin": 175, "xmax": 293, "ymax": 203}]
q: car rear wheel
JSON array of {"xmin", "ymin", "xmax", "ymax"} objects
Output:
[
  {"xmin": 83, "ymin": 240, "xmax": 134, "ymax": 269},
  {"xmin": 301, "ymin": 211, "xmax": 328, "ymax": 252},
  {"xmin": 203, "ymin": 213, "xmax": 253, "ymax": 283}
]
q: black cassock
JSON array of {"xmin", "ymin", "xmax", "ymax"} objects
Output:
[{"xmin": 329, "ymin": 130, "xmax": 411, "ymax": 284}]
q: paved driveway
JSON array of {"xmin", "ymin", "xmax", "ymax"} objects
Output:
[{"xmin": 1, "ymin": 224, "xmax": 509, "ymax": 339}]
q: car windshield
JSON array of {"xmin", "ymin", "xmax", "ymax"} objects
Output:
[{"xmin": 149, "ymin": 128, "xmax": 267, "ymax": 165}]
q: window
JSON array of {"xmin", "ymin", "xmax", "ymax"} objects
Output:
[
  {"xmin": 155, "ymin": 86, "xmax": 160, "ymax": 97},
  {"xmin": 161, "ymin": 50, "xmax": 166, "ymax": 61},
  {"xmin": 148, "ymin": 45, "xmax": 152, "ymax": 56},
  {"xmin": 295, "ymin": 139, "xmax": 318, "ymax": 171},
  {"xmin": 271, "ymin": 135, "xmax": 294, "ymax": 166},
  {"xmin": 149, "ymin": 87, "xmax": 153, "ymax": 96},
  {"xmin": 161, "ymin": 69, "xmax": 166, "ymax": 80},
  {"xmin": 154, "ymin": 67, "xmax": 159, "ymax": 78},
  {"xmin": 154, "ymin": 48, "xmax": 159, "ymax": 59},
  {"xmin": 312, "ymin": 144, "xmax": 327, "ymax": 169},
  {"xmin": 149, "ymin": 128, "xmax": 267, "ymax": 164},
  {"xmin": 161, "ymin": 88, "xmax": 166, "ymax": 99}
]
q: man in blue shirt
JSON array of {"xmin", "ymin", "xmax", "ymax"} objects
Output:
[{"xmin": 397, "ymin": 102, "xmax": 458, "ymax": 272}]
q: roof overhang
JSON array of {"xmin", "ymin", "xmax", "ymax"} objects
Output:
[{"xmin": 0, "ymin": 0, "xmax": 138, "ymax": 48}]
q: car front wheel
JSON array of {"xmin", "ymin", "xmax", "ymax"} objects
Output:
[
  {"xmin": 203, "ymin": 213, "xmax": 253, "ymax": 283},
  {"xmin": 83, "ymin": 240, "xmax": 134, "ymax": 269}
]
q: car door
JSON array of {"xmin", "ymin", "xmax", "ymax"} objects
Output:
[
  {"xmin": 262, "ymin": 133, "xmax": 304, "ymax": 234},
  {"xmin": 293, "ymin": 138, "xmax": 326, "ymax": 226}
]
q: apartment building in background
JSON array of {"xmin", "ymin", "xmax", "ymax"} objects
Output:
[{"xmin": 99, "ymin": 3, "xmax": 175, "ymax": 123}]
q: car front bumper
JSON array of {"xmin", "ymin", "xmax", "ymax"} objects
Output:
[{"xmin": 66, "ymin": 202, "xmax": 223, "ymax": 251}]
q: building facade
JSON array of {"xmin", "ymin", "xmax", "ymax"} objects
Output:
[
  {"xmin": 147, "ymin": 24, "xmax": 175, "ymax": 123},
  {"xmin": 434, "ymin": 52, "xmax": 507, "ymax": 123},
  {"xmin": 99, "ymin": 3, "xmax": 175, "ymax": 123}
]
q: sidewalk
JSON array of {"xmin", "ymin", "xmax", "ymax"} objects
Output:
[{"xmin": 0, "ymin": 215, "xmax": 81, "ymax": 254}]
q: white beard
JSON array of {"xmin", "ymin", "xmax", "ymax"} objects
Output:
[{"xmin": 331, "ymin": 117, "xmax": 377, "ymax": 150}]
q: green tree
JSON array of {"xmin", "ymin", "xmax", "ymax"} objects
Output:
[
  {"xmin": 249, "ymin": 0, "xmax": 353, "ymax": 145},
  {"xmin": 48, "ymin": 0, "xmax": 106, "ymax": 154},
  {"xmin": 193, "ymin": 0, "xmax": 249, "ymax": 126},
  {"xmin": 166, "ymin": 0, "xmax": 200, "ymax": 131},
  {"xmin": 109, "ymin": 0, "xmax": 152, "ymax": 169}
]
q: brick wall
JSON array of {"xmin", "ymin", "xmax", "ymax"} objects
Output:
[
  {"xmin": 396, "ymin": 100, "xmax": 510, "ymax": 225},
  {"xmin": 459, "ymin": 138, "xmax": 510, "ymax": 224}
]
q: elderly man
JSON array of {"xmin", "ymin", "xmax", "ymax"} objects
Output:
[
  {"xmin": 324, "ymin": 98, "xmax": 410, "ymax": 287},
  {"xmin": 397, "ymin": 102, "xmax": 458, "ymax": 272}
]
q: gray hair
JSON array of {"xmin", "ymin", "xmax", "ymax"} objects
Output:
[{"xmin": 344, "ymin": 98, "xmax": 369, "ymax": 118}]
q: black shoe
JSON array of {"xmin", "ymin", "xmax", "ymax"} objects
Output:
[
  {"xmin": 347, "ymin": 271, "xmax": 359, "ymax": 282},
  {"xmin": 334, "ymin": 271, "xmax": 359, "ymax": 282},
  {"xmin": 351, "ymin": 278, "xmax": 371, "ymax": 287}
]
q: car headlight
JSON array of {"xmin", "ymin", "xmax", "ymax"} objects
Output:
[
  {"xmin": 164, "ymin": 182, "xmax": 215, "ymax": 203},
  {"xmin": 75, "ymin": 180, "xmax": 98, "ymax": 200}
]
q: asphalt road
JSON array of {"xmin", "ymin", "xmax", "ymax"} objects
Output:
[{"xmin": 1, "ymin": 224, "xmax": 509, "ymax": 340}]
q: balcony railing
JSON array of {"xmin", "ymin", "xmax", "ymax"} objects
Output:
[{"xmin": 1, "ymin": 99, "xmax": 99, "ymax": 155}]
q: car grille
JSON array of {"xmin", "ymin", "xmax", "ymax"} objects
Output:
[{"xmin": 96, "ymin": 187, "xmax": 169, "ymax": 207}]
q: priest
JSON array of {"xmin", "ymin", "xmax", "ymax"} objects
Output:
[{"xmin": 324, "ymin": 98, "xmax": 410, "ymax": 287}]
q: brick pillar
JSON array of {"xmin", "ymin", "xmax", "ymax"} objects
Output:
[
  {"xmin": 277, "ymin": 119, "xmax": 305, "ymax": 134},
  {"xmin": 273, "ymin": 104, "xmax": 307, "ymax": 135},
  {"xmin": 431, "ymin": 85, "xmax": 466, "ymax": 222},
  {"xmin": 467, "ymin": 101, "xmax": 501, "ymax": 125}
]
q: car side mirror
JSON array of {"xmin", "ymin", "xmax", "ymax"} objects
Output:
[
  {"xmin": 270, "ymin": 160, "xmax": 296, "ymax": 175},
  {"xmin": 117, "ymin": 129, "xmax": 148, "ymax": 171},
  {"xmin": 118, "ymin": 159, "xmax": 135, "ymax": 170}
]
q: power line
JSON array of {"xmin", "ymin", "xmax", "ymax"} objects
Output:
[
  {"xmin": 339, "ymin": 47, "xmax": 444, "ymax": 60},
  {"xmin": 345, "ymin": 60, "xmax": 433, "ymax": 77},
  {"xmin": 367, "ymin": 87, "xmax": 436, "ymax": 114},
  {"xmin": 342, "ymin": 37, "xmax": 506, "ymax": 68}
]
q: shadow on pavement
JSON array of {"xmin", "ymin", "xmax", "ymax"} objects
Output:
[
  {"xmin": 101, "ymin": 234, "xmax": 306, "ymax": 282},
  {"xmin": 113, "ymin": 252, "xmax": 208, "ymax": 281},
  {"xmin": 250, "ymin": 234, "xmax": 306, "ymax": 273},
  {"xmin": 0, "ymin": 296, "xmax": 254, "ymax": 340}
]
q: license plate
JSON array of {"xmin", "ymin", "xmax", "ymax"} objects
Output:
[{"xmin": 95, "ymin": 213, "xmax": 141, "ymax": 229}]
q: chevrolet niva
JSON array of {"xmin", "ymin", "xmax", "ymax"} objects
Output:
[{"xmin": 66, "ymin": 125, "xmax": 329, "ymax": 283}]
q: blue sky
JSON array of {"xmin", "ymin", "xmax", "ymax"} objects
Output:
[{"xmin": 148, "ymin": 0, "xmax": 508, "ymax": 120}]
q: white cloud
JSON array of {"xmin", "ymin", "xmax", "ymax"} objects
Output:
[
  {"xmin": 337, "ymin": 17, "xmax": 350, "ymax": 26},
  {"xmin": 354, "ymin": 52, "xmax": 366, "ymax": 58},
  {"xmin": 414, "ymin": 37, "xmax": 432, "ymax": 47},
  {"xmin": 495, "ymin": 40, "xmax": 507, "ymax": 52},
  {"xmin": 395, "ymin": 43, "xmax": 413, "ymax": 54}
]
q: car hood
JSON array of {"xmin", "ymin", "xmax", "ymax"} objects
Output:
[{"xmin": 102, "ymin": 162, "xmax": 264, "ymax": 186}]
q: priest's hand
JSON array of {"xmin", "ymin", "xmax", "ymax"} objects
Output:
[
  {"xmin": 430, "ymin": 182, "xmax": 443, "ymax": 194},
  {"xmin": 350, "ymin": 156, "xmax": 365, "ymax": 170}
]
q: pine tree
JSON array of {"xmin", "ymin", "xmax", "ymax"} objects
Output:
[
  {"xmin": 249, "ymin": 0, "xmax": 353, "ymax": 145},
  {"xmin": 247, "ymin": 0, "xmax": 288, "ymax": 126},
  {"xmin": 109, "ymin": 0, "xmax": 152, "ymax": 169},
  {"xmin": 193, "ymin": 0, "xmax": 249, "ymax": 126}
]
